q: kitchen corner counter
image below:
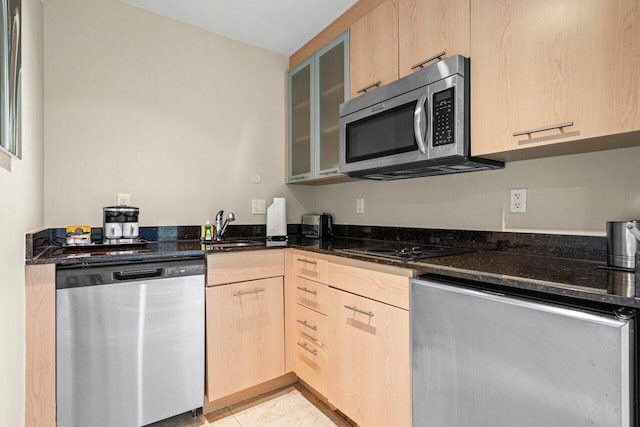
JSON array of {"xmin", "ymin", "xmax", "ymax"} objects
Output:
[{"xmin": 26, "ymin": 231, "xmax": 639, "ymax": 309}]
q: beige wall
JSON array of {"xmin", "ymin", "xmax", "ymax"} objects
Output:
[
  {"xmin": 0, "ymin": 0, "xmax": 45, "ymax": 425},
  {"xmin": 44, "ymin": 0, "xmax": 315, "ymax": 227},
  {"xmin": 316, "ymin": 146, "xmax": 640, "ymax": 235}
]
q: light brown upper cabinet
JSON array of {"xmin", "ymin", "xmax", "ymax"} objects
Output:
[
  {"xmin": 398, "ymin": 0, "xmax": 470, "ymax": 78},
  {"xmin": 350, "ymin": 0, "xmax": 399, "ymax": 98},
  {"xmin": 471, "ymin": 0, "xmax": 640, "ymax": 161}
]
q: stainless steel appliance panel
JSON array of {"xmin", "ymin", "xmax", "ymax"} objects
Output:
[
  {"xmin": 57, "ymin": 265, "xmax": 204, "ymax": 427},
  {"xmin": 411, "ymin": 278, "xmax": 633, "ymax": 427}
]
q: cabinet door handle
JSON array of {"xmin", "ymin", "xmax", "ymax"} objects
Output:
[
  {"xmin": 297, "ymin": 286, "xmax": 318, "ymax": 295},
  {"xmin": 411, "ymin": 51, "xmax": 446, "ymax": 70},
  {"xmin": 300, "ymin": 331, "xmax": 324, "ymax": 347},
  {"xmin": 296, "ymin": 258, "xmax": 317, "ymax": 265},
  {"xmin": 356, "ymin": 81, "xmax": 382, "ymax": 94},
  {"xmin": 319, "ymin": 168, "xmax": 339, "ymax": 176},
  {"xmin": 233, "ymin": 288, "xmax": 265, "ymax": 297},
  {"xmin": 297, "ymin": 341, "xmax": 318, "ymax": 356},
  {"xmin": 513, "ymin": 122, "xmax": 574, "ymax": 137},
  {"xmin": 344, "ymin": 305, "xmax": 374, "ymax": 317},
  {"xmin": 297, "ymin": 319, "xmax": 318, "ymax": 331}
]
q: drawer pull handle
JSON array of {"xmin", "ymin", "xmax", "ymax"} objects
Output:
[
  {"xmin": 297, "ymin": 258, "xmax": 318, "ymax": 265},
  {"xmin": 513, "ymin": 122, "xmax": 574, "ymax": 137},
  {"xmin": 411, "ymin": 51, "xmax": 446, "ymax": 70},
  {"xmin": 297, "ymin": 319, "xmax": 318, "ymax": 331},
  {"xmin": 356, "ymin": 81, "xmax": 382, "ymax": 94},
  {"xmin": 233, "ymin": 288, "xmax": 265, "ymax": 297},
  {"xmin": 297, "ymin": 286, "xmax": 318, "ymax": 295},
  {"xmin": 344, "ymin": 305, "xmax": 374, "ymax": 317},
  {"xmin": 300, "ymin": 331, "xmax": 324, "ymax": 347},
  {"xmin": 297, "ymin": 341, "xmax": 318, "ymax": 356}
]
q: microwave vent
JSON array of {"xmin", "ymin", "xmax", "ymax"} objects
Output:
[{"xmin": 347, "ymin": 157, "xmax": 503, "ymax": 181}]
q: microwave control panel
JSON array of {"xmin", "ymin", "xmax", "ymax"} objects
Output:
[{"xmin": 432, "ymin": 87, "xmax": 455, "ymax": 147}]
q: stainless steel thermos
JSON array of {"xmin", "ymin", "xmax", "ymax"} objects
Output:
[{"xmin": 606, "ymin": 221, "xmax": 640, "ymax": 269}]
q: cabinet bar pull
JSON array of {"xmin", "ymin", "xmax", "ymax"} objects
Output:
[
  {"xmin": 344, "ymin": 305, "xmax": 374, "ymax": 317},
  {"xmin": 356, "ymin": 81, "xmax": 382, "ymax": 94},
  {"xmin": 300, "ymin": 331, "xmax": 324, "ymax": 347},
  {"xmin": 411, "ymin": 51, "xmax": 446, "ymax": 70},
  {"xmin": 296, "ymin": 258, "xmax": 317, "ymax": 265},
  {"xmin": 297, "ymin": 319, "xmax": 318, "ymax": 331},
  {"xmin": 233, "ymin": 288, "xmax": 265, "ymax": 297},
  {"xmin": 319, "ymin": 168, "xmax": 339, "ymax": 175},
  {"xmin": 297, "ymin": 286, "xmax": 318, "ymax": 295},
  {"xmin": 297, "ymin": 341, "xmax": 318, "ymax": 356},
  {"xmin": 513, "ymin": 122, "xmax": 574, "ymax": 137}
]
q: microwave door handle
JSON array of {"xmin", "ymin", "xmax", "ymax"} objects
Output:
[{"xmin": 414, "ymin": 92, "xmax": 429, "ymax": 154}]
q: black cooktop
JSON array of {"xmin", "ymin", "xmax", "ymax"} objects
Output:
[{"xmin": 342, "ymin": 244, "xmax": 471, "ymax": 261}]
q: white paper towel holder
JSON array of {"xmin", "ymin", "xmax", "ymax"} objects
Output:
[{"xmin": 266, "ymin": 197, "xmax": 287, "ymax": 242}]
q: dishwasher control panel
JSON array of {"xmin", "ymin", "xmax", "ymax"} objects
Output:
[{"xmin": 57, "ymin": 258, "xmax": 205, "ymax": 289}]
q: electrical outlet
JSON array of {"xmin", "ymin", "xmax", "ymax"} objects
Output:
[
  {"xmin": 356, "ymin": 198, "xmax": 365, "ymax": 214},
  {"xmin": 117, "ymin": 193, "xmax": 130, "ymax": 206},
  {"xmin": 251, "ymin": 199, "xmax": 266, "ymax": 214},
  {"xmin": 510, "ymin": 188, "xmax": 527, "ymax": 213}
]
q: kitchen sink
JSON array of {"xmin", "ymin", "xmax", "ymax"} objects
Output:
[{"xmin": 209, "ymin": 240, "xmax": 264, "ymax": 248}]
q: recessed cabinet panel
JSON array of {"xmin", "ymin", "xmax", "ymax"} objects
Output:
[
  {"xmin": 398, "ymin": 0, "xmax": 470, "ymax": 78},
  {"xmin": 288, "ymin": 32, "xmax": 349, "ymax": 183},
  {"xmin": 350, "ymin": 0, "xmax": 399, "ymax": 99},
  {"xmin": 328, "ymin": 288, "xmax": 411, "ymax": 427},
  {"xmin": 206, "ymin": 277, "xmax": 285, "ymax": 401}
]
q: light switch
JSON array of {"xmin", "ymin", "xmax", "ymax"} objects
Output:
[{"xmin": 252, "ymin": 199, "xmax": 266, "ymax": 214}]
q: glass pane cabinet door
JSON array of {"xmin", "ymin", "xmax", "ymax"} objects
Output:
[
  {"xmin": 289, "ymin": 60, "xmax": 313, "ymax": 179},
  {"xmin": 287, "ymin": 31, "xmax": 348, "ymax": 183},
  {"xmin": 317, "ymin": 34, "xmax": 348, "ymax": 176}
]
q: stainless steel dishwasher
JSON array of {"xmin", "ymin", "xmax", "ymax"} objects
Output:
[
  {"xmin": 56, "ymin": 258, "xmax": 205, "ymax": 427},
  {"xmin": 411, "ymin": 275, "xmax": 636, "ymax": 427}
]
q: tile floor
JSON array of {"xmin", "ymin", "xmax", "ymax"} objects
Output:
[{"xmin": 149, "ymin": 383, "xmax": 352, "ymax": 427}]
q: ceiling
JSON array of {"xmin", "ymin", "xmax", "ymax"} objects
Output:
[{"xmin": 120, "ymin": 0, "xmax": 357, "ymax": 56}]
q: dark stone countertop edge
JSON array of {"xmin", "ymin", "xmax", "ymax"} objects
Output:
[{"xmin": 25, "ymin": 237, "xmax": 640, "ymax": 309}]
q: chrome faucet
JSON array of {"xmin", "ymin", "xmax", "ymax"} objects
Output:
[{"xmin": 214, "ymin": 210, "xmax": 235, "ymax": 241}]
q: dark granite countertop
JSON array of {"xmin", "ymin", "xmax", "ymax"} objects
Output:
[
  {"xmin": 287, "ymin": 237, "xmax": 638, "ymax": 308},
  {"xmin": 26, "ymin": 227, "xmax": 639, "ymax": 309}
]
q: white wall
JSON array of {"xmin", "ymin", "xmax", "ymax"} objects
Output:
[
  {"xmin": 0, "ymin": 0, "xmax": 44, "ymax": 425},
  {"xmin": 44, "ymin": 0, "xmax": 315, "ymax": 228},
  {"xmin": 316, "ymin": 146, "xmax": 640, "ymax": 235}
]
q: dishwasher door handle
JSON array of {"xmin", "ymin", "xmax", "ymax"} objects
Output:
[{"xmin": 113, "ymin": 268, "xmax": 163, "ymax": 281}]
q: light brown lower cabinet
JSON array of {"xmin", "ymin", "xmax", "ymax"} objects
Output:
[
  {"xmin": 206, "ymin": 276, "xmax": 285, "ymax": 401},
  {"xmin": 327, "ymin": 287, "xmax": 411, "ymax": 427}
]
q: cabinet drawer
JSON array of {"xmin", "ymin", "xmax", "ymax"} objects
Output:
[
  {"xmin": 294, "ymin": 276, "xmax": 329, "ymax": 315},
  {"xmin": 206, "ymin": 250, "xmax": 284, "ymax": 286},
  {"xmin": 294, "ymin": 304, "xmax": 328, "ymax": 397},
  {"xmin": 328, "ymin": 262, "xmax": 411, "ymax": 310},
  {"xmin": 292, "ymin": 251, "xmax": 328, "ymax": 284},
  {"xmin": 295, "ymin": 302, "xmax": 328, "ymax": 346}
]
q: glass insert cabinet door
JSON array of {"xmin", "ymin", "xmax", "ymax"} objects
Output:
[
  {"xmin": 289, "ymin": 59, "xmax": 313, "ymax": 179},
  {"xmin": 288, "ymin": 31, "xmax": 349, "ymax": 182}
]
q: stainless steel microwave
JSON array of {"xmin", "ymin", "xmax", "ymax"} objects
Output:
[{"xmin": 338, "ymin": 55, "xmax": 503, "ymax": 180}]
